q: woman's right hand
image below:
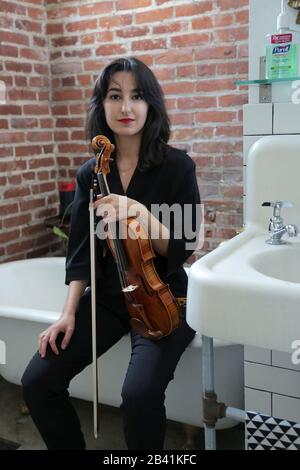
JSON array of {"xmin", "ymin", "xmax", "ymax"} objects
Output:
[{"xmin": 38, "ymin": 313, "xmax": 75, "ymax": 359}]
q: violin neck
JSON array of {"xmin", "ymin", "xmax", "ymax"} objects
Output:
[{"xmin": 96, "ymin": 172, "xmax": 129, "ymax": 274}]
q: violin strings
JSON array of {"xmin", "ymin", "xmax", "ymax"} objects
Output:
[{"xmin": 99, "ymin": 171, "xmax": 128, "ymax": 290}]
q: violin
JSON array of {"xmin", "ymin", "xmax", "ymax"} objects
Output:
[{"xmin": 91, "ymin": 135, "xmax": 181, "ymax": 340}]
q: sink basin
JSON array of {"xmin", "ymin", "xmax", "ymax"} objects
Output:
[
  {"xmin": 250, "ymin": 244, "xmax": 300, "ymax": 284},
  {"xmin": 186, "ymin": 229, "xmax": 300, "ymax": 354}
]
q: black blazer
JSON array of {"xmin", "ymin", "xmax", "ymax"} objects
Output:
[{"xmin": 65, "ymin": 145, "xmax": 201, "ymax": 297}]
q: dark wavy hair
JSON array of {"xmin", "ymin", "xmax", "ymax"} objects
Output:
[{"xmin": 86, "ymin": 57, "xmax": 170, "ymax": 171}]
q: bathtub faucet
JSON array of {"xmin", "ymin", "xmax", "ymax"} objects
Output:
[{"xmin": 262, "ymin": 200, "xmax": 299, "ymax": 245}]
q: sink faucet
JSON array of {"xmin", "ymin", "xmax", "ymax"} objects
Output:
[{"xmin": 262, "ymin": 201, "xmax": 299, "ymax": 245}]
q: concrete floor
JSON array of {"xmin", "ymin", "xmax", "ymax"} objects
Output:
[{"xmin": 0, "ymin": 375, "xmax": 244, "ymax": 450}]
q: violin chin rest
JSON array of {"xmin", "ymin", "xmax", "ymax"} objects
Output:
[{"xmin": 130, "ymin": 318, "xmax": 163, "ymax": 341}]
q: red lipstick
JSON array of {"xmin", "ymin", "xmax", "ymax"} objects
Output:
[{"xmin": 118, "ymin": 118, "xmax": 134, "ymax": 124}]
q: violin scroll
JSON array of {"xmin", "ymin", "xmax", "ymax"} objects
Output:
[{"xmin": 92, "ymin": 135, "xmax": 115, "ymax": 177}]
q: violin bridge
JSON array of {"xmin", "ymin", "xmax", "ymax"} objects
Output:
[{"xmin": 122, "ymin": 285, "xmax": 139, "ymax": 293}]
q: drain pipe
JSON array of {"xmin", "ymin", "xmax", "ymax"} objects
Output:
[{"xmin": 202, "ymin": 335, "xmax": 246, "ymax": 449}]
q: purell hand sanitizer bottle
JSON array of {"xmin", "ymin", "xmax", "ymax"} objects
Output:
[{"xmin": 265, "ymin": 0, "xmax": 300, "ymax": 79}]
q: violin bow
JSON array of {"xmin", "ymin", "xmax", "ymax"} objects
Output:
[
  {"xmin": 90, "ymin": 135, "xmax": 115, "ymax": 439},
  {"xmin": 89, "ymin": 171, "xmax": 99, "ymax": 439}
]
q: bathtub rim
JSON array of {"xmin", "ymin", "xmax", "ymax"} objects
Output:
[{"xmin": 0, "ymin": 256, "xmax": 235, "ymax": 349}]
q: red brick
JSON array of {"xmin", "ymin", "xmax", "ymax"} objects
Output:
[
  {"xmin": 132, "ymin": 39, "xmax": 166, "ymax": 51},
  {"xmin": 212, "ymin": 27, "xmax": 248, "ymax": 42},
  {"xmin": 26, "ymin": 131, "xmax": 53, "ymax": 142},
  {"xmin": 11, "ymin": 118, "xmax": 38, "ymax": 128},
  {"xmin": 213, "ymin": 13, "xmax": 234, "ymax": 27},
  {"xmin": 58, "ymin": 143, "xmax": 87, "ymax": 153},
  {"xmin": 195, "ymin": 46, "xmax": 237, "ymax": 60},
  {"xmin": 175, "ymin": 1, "xmax": 213, "ymax": 16},
  {"xmin": 28, "ymin": 157, "xmax": 55, "ymax": 169},
  {"xmin": 15, "ymin": 18, "xmax": 42, "ymax": 33},
  {"xmin": 117, "ymin": 0, "xmax": 151, "ymax": 9},
  {"xmin": 80, "ymin": 34, "xmax": 95, "ymax": 45},
  {"xmin": 56, "ymin": 118, "xmax": 84, "ymax": 128},
  {"xmin": 192, "ymin": 16, "xmax": 213, "ymax": 30},
  {"xmin": 0, "ymin": 132, "xmax": 24, "ymax": 144},
  {"xmin": 27, "ymin": 6, "xmax": 44, "ymax": 20},
  {"xmin": 66, "ymin": 19, "xmax": 97, "ymax": 33},
  {"xmin": 54, "ymin": 131, "xmax": 68, "ymax": 141},
  {"xmin": 169, "ymin": 113, "xmax": 194, "ymax": 126},
  {"xmin": 6, "ymin": 239, "xmax": 35, "ymax": 256},
  {"xmin": 196, "ymin": 79, "xmax": 235, "ymax": 92},
  {"xmin": 0, "ymin": 230, "xmax": 20, "ymax": 245},
  {"xmin": 4, "ymin": 186, "xmax": 31, "ymax": 198},
  {"xmin": 40, "ymin": 118, "xmax": 54, "ymax": 128},
  {"xmin": 8, "ymin": 89, "xmax": 36, "ymax": 101},
  {"xmin": 79, "ymin": 2, "xmax": 113, "ymax": 15},
  {"xmin": 236, "ymin": 10, "xmax": 249, "ymax": 24},
  {"xmin": 95, "ymin": 44, "xmax": 127, "ymax": 56},
  {"xmin": 19, "ymin": 199, "xmax": 45, "ymax": 211},
  {"xmin": 5, "ymin": 61, "xmax": 32, "ymax": 73},
  {"xmin": 15, "ymin": 76, "xmax": 27, "ymax": 86},
  {"xmin": 0, "ymin": 119, "xmax": 8, "ymax": 129},
  {"xmin": 217, "ymin": 0, "xmax": 248, "ymax": 11},
  {"xmin": 77, "ymin": 75, "xmax": 92, "ymax": 86},
  {"xmin": 163, "ymin": 81, "xmax": 194, "ymax": 95},
  {"xmin": 216, "ymin": 61, "xmax": 248, "ymax": 75},
  {"xmin": 20, "ymin": 48, "xmax": 48, "ymax": 61},
  {"xmin": 195, "ymin": 111, "xmax": 236, "ymax": 123},
  {"xmin": 0, "ymin": 159, "xmax": 26, "ymax": 171},
  {"xmin": 136, "ymin": 7, "xmax": 173, "ymax": 24},
  {"xmin": 0, "ymin": 147, "xmax": 13, "ymax": 157},
  {"xmin": 99, "ymin": 15, "xmax": 132, "ymax": 29},
  {"xmin": 3, "ymin": 214, "xmax": 32, "ymax": 229},
  {"xmin": 155, "ymin": 50, "xmax": 193, "ymax": 64},
  {"xmin": 34, "ymin": 64, "xmax": 49, "ymax": 75},
  {"xmin": 46, "ymin": 23, "xmax": 64, "ymax": 35},
  {"xmin": 47, "ymin": 6, "xmax": 77, "ymax": 20},
  {"xmin": 215, "ymin": 126, "xmax": 243, "ymax": 137},
  {"xmin": 0, "ymin": 44, "xmax": 18, "ymax": 57},
  {"xmin": 22, "ymin": 223, "xmax": 46, "ymax": 237},
  {"xmin": 218, "ymin": 94, "xmax": 248, "ymax": 107},
  {"xmin": 0, "ymin": 31, "xmax": 30, "ymax": 46},
  {"xmin": 171, "ymin": 33, "xmax": 209, "ymax": 47},
  {"xmin": 23, "ymin": 104, "xmax": 50, "ymax": 115},
  {"xmin": 53, "ymin": 89, "xmax": 82, "ymax": 101},
  {"xmin": 51, "ymin": 36, "xmax": 78, "ymax": 47},
  {"xmin": 0, "ymin": 203, "xmax": 19, "ymax": 216},
  {"xmin": 70, "ymin": 130, "xmax": 86, "ymax": 140},
  {"xmin": 0, "ymin": 2, "xmax": 26, "ymax": 15},
  {"xmin": 193, "ymin": 141, "xmax": 236, "ymax": 153},
  {"xmin": 177, "ymin": 96, "xmax": 216, "ymax": 109},
  {"xmin": 116, "ymin": 26, "xmax": 149, "ymax": 39}
]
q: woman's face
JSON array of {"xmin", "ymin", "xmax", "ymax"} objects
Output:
[{"xmin": 103, "ymin": 71, "xmax": 149, "ymax": 138}]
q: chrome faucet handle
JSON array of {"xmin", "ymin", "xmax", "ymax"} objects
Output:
[
  {"xmin": 262, "ymin": 201, "xmax": 293, "ymax": 218},
  {"xmin": 262, "ymin": 201, "xmax": 293, "ymax": 232}
]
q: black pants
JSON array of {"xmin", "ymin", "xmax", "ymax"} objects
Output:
[{"xmin": 21, "ymin": 289, "xmax": 195, "ymax": 450}]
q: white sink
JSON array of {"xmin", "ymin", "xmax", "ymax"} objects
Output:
[
  {"xmin": 249, "ymin": 245, "xmax": 300, "ymax": 284},
  {"xmin": 186, "ymin": 135, "xmax": 300, "ymax": 355},
  {"xmin": 187, "ymin": 229, "xmax": 300, "ymax": 354}
]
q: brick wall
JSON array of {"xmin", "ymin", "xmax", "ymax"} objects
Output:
[
  {"xmin": 0, "ymin": 0, "xmax": 249, "ymax": 262},
  {"xmin": 0, "ymin": 0, "xmax": 59, "ymax": 261}
]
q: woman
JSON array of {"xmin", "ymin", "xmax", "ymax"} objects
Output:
[{"xmin": 22, "ymin": 57, "xmax": 201, "ymax": 450}]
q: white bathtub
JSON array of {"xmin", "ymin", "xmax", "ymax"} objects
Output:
[{"xmin": 0, "ymin": 257, "xmax": 244, "ymax": 428}]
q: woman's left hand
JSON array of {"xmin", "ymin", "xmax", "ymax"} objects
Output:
[{"xmin": 94, "ymin": 193, "xmax": 143, "ymax": 224}]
